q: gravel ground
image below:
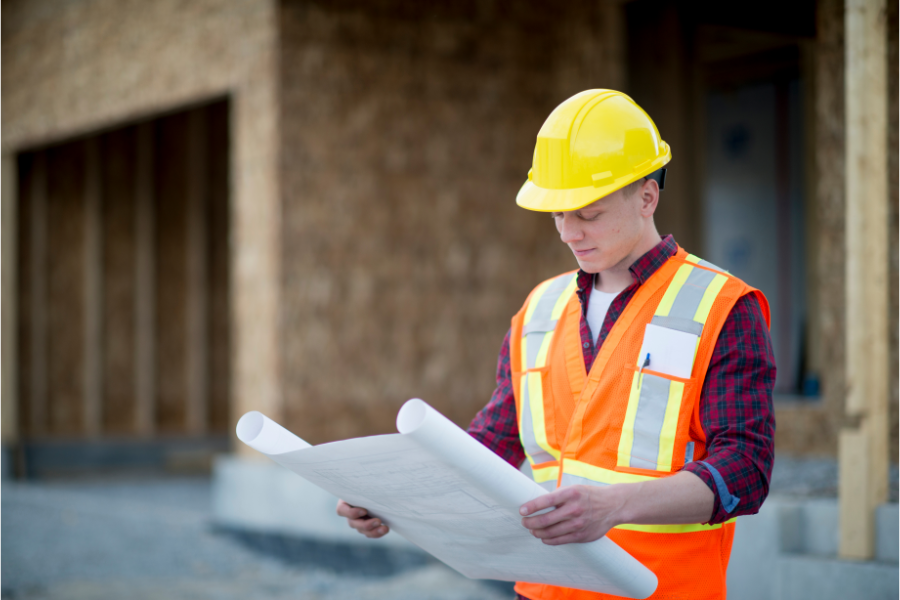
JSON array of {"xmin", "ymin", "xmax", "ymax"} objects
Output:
[
  {"xmin": 1, "ymin": 477, "xmax": 511, "ymax": 600},
  {"xmin": 769, "ymin": 456, "xmax": 899, "ymax": 502},
  {"xmin": 3, "ymin": 456, "xmax": 896, "ymax": 599}
]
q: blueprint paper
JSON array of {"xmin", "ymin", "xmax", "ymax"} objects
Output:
[{"xmin": 236, "ymin": 399, "xmax": 658, "ymax": 599}]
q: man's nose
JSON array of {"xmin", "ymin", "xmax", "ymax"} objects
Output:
[{"xmin": 558, "ymin": 214, "xmax": 584, "ymax": 244}]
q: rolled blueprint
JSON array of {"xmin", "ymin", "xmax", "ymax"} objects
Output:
[
  {"xmin": 237, "ymin": 399, "xmax": 658, "ymax": 599},
  {"xmin": 237, "ymin": 410, "xmax": 312, "ymax": 454}
]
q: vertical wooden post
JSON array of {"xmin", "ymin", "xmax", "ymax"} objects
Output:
[
  {"xmin": 2, "ymin": 154, "xmax": 19, "ymax": 447},
  {"xmin": 840, "ymin": 0, "xmax": 888, "ymax": 560},
  {"xmin": 134, "ymin": 123, "xmax": 156, "ymax": 437},
  {"xmin": 233, "ymin": 19, "xmax": 282, "ymax": 456},
  {"xmin": 29, "ymin": 152, "xmax": 47, "ymax": 436},
  {"xmin": 185, "ymin": 110, "xmax": 209, "ymax": 435},
  {"xmin": 83, "ymin": 139, "xmax": 103, "ymax": 438}
]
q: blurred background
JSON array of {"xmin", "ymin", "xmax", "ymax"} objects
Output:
[{"xmin": 1, "ymin": 0, "xmax": 897, "ymax": 598}]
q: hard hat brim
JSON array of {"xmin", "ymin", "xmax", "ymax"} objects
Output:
[{"xmin": 516, "ymin": 152, "xmax": 671, "ymax": 212}]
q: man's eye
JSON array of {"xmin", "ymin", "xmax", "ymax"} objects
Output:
[{"xmin": 580, "ymin": 212, "xmax": 601, "ymax": 221}]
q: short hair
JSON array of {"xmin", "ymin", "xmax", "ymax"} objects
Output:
[{"xmin": 622, "ymin": 177, "xmax": 648, "ymax": 198}]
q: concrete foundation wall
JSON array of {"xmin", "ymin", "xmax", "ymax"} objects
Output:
[{"xmin": 277, "ymin": 0, "xmax": 626, "ymax": 442}]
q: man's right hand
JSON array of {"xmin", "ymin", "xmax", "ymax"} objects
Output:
[{"xmin": 336, "ymin": 499, "xmax": 390, "ymax": 538}]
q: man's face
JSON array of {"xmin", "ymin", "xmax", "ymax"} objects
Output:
[{"xmin": 552, "ymin": 185, "xmax": 648, "ymax": 273}]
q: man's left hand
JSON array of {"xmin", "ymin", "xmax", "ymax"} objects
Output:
[{"xmin": 519, "ymin": 484, "xmax": 626, "ymax": 545}]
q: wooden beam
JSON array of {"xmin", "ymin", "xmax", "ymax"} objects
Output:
[
  {"xmin": 840, "ymin": 0, "xmax": 888, "ymax": 560},
  {"xmin": 29, "ymin": 152, "xmax": 48, "ymax": 436},
  {"xmin": 185, "ymin": 110, "xmax": 209, "ymax": 435},
  {"xmin": 839, "ymin": 428, "xmax": 871, "ymax": 556},
  {"xmin": 134, "ymin": 123, "xmax": 156, "ymax": 437},
  {"xmin": 2, "ymin": 154, "xmax": 19, "ymax": 446},
  {"xmin": 83, "ymin": 138, "xmax": 103, "ymax": 438}
]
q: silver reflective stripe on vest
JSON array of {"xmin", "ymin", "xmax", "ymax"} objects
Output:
[
  {"xmin": 538, "ymin": 479, "xmax": 558, "ymax": 491},
  {"xmin": 650, "ymin": 315, "xmax": 704, "ymax": 336},
  {"xmin": 522, "ymin": 319, "xmax": 556, "ymax": 335},
  {"xmin": 629, "ymin": 373, "xmax": 671, "ymax": 469},
  {"xmin": 698, "ymin": 258, "xmax": 726, "ymax": 272},
  {"xmin": 685, "ymin": 441, "xmax": 695, "ymax": 464},
  {"xmin": 667, "ymin": 266, "xmax": 717, "ymax": 322},
  {"xmin": 687, "ymin": 253, "xmax": 728, "ymax": 274},
  {"xmin": 520, "ymin": 373, "xmax": 554, "ymax": 464},
  {"xmin": 523, "ymin": 274, "xmax": 575, "ymax": 370}
]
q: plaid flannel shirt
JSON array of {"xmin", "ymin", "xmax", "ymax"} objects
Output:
[{"xmin": 467, "ymin": 235, "xmax": 776, "ymax": 525}]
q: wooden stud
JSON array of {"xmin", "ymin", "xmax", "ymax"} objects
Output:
[
  {"xmin": 185, "ymin": 110, "xmax": 209, "ymax": 435},
  {"xmin": 29, "ymin": 152, "xmax": 47, "ymax": 436},
  {"xmin": 839, "ymin": 428, "xmax": 871, "ymax": 558},
  {"xmin": 841, "ymin": 0, "xmax": 888, "ymax": 559},
  {"xmin": 2, "ymin": 154, "xmax": 19, "ymax": 446},
  {"xmin": 134, "ymin": 123, "xmax": 156, "ymax": 437},
  {"xmin": 83, "ymin": 138, "xmax": 103, "ymax": 438}
]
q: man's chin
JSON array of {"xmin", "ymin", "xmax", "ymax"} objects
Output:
[{"xmin": 573, "ymin": 257, "xmax": 605, "ymax": 274}]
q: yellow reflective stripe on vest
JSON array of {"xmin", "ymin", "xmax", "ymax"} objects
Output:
[
  {"xmin": 616, "ymin": 259, "xmax": 730, "ymax": 471},
  {"xmin": 617, "ymin": 372, "xmax": 685, "ymax": 470},
  {"xmin": 692, "ymin": 273, "xmax": 728, "ymax": 326},
  {"xmin": 531, "ymin": 463, "xmax": 560, "ymax": 491},
  {"xmin": 614, "ymin": 518, "xmax": 735, "ymax": 534},
  {"xmin": 561, "ymin": 459, "xmax": 656, "ymax": 486},
  {"xmin": 521, "ymin": 371, "xmax": 558, "ymax": 463},
  {"xmin": 518, "ymin": 273, "xmax": 578, "ymax": 466}
]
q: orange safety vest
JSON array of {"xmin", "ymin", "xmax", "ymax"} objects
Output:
[{"xmin": 510, "ymin": 246, "xmax": 770, "ymax": 600}]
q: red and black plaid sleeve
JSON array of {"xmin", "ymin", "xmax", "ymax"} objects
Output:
[{"xmin": 682, "ymin": 292, "xmax": 776, "ymax": 524}]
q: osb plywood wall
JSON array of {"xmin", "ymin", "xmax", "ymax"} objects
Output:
[
  {"xmin": 278, "ymin": 0, "xmax": 627, "ymax": 442},
  {"xmin": 776, "ymin": 0, "xmax": 898, "ymax": 461},
  {"xmin": 2, "ymin": 0, "xmax": 281, "ymax": 438}
]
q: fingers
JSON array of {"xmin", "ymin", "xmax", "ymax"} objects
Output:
[
  {"xmin": 519, "ymin": 485, "xmax": 582, "ymax": 517},
  {"xmin": 336, "ymin": 499, "xmax": 368, "ymax": 520},
  {"xmin": 520, "ymin": 486, "xmax": 602, "ymax": 545},
  {"xmin": 519, "ymin": 492, "xmax": 561, "ymax": 517},
  {"xmin": 528, "ymin": 514, "xmax": 588, "ymax": 541},
  {"xmin": 535, "ymin": 531, "xmax": 587, "ymax": 546},
  {"xmin": 522, "ymin": 500, "xmax": 579, "ymax": 531},
  {"xmin": 349, "ymin": 516, "xmax": 390, "ymax": 538},
  {"xmin": 336, "ymin": 499, "xmax": 389, "ymax": 538}
]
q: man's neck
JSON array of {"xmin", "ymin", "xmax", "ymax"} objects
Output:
[{"xmin": 593, "ymin": 228, "xmax": 663, "ymax": 294}]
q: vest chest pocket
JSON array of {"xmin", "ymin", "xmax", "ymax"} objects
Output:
[{"xmin": 614, "ymin": 365, "xmax": 699, "ymax": 475}]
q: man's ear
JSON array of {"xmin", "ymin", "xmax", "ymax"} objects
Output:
[{"xmin": 639, "ymin": 179, "xmax": 660, "ymax": 217}]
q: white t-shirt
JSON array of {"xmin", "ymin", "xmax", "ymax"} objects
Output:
[{"xmin": 586, "ymin": 286, "xmax": 618, "ymax": 346}]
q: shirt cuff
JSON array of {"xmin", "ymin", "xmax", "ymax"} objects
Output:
[{"xmin": 696, "ymin": 460, "xmax": 740, "ymax": 513}]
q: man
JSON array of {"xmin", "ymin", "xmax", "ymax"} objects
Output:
[{"xmin": 339, "ymin": 90, "xmax": 776, "ymax": 600}]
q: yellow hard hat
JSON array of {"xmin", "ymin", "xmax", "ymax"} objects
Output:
[{"xmin": 516, "ymin": 89, "xmax": 671, "ymax": 212}]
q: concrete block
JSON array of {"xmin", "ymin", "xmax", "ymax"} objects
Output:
[
  {"xmin": 875, "ymin": 503, "xmax": 899, "ymax": 563},
  {"xmin": 211, "ymin": 454, "xmax": 413, "ymax": 549},
  {"xmin": 728, "ymin": 499, "xmax": 786, "ymax": 600},
  {"xmin": 798, "ymin": 498, "xmax": 838, "ymax": 557},
  {"xmin": 776, "ymin": 554, "xmax": 899, "ymax": 600}
]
